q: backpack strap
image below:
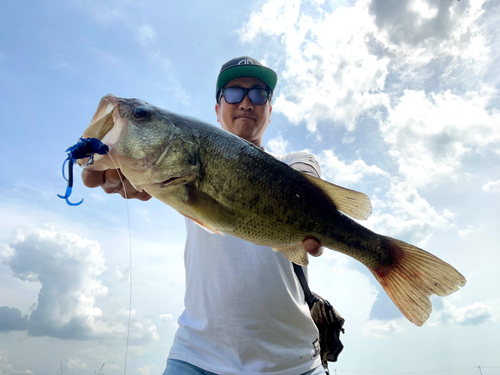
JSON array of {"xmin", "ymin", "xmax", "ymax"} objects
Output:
[{"xmin": 292, "ymin": 263, "xmax": 319, "ymax": 310}]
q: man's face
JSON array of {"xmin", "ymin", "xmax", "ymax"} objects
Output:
[{"xmin": 215, "ymin": 76, "xmax": 272, "ymax": 147}]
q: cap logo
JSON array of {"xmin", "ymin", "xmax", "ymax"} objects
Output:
[{"xmin": 238, "ymin": 58, "xmax": 253, "ymax": 65}]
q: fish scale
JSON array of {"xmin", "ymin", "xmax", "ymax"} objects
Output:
[{"xmin": 198, "ymin": 139, "xmax": 328, "ymax": 244}]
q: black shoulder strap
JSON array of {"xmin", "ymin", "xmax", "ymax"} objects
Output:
[{"xmin": 292, "ymin": 263, "xmax": 318, "ymax": 310}]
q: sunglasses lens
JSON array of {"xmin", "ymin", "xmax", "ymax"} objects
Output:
[
  {"xmin": 222, "ymin": 88, "xmax": 245, "ymax": 104},
  {"xmin": 248, "ymin": 89, "xmax": 269, "ymax": 105},
  {"xmin": 222, "ymin": 87, "xmax": 269, "ymax": 105}
]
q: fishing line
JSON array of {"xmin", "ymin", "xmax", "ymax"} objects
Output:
[
  {"xmin": 58, "ymin": 139, "xmax": 133, "ymax": 373},
  {"xmin": 107, "ymin": 152, "xmax": 133, "ymax": 375}
]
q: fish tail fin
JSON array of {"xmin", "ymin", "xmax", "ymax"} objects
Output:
[{"xmin": 369, "ymin": 236, "xmax": 466, "ymax": 326}]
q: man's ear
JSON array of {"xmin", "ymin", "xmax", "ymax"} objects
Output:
[{"xmin": 215, "ymin": 102, "xmax": 221, "ymax": 123}]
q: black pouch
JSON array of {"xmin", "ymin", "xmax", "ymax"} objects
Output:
[
  {"xmin": 292, "ymin": 264, "xmax": 345, "ymax": 374},
  {"xmin": 309, "ymin": 292, "xmax": 345, "ymax": 370}
]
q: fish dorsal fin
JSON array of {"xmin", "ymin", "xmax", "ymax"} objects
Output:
[
  {"xmin": 272, "ymin": 244, "xmax": 309, "ymax": 266},
  {"xmin": 185, "ymin": 186, "xmax": 236, "ymax": 233},
  {"xmin": 301, "ymin": 173, "xmax": 372, "ymax": 220}
]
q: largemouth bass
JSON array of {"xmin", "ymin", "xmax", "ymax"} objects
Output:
[{"xmin": 78, "ymin": 94, "xmax": 466, "ymax": 327}]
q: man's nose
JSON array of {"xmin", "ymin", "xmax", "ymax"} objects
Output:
[{"xmin": 238, "ymin": 94, "xmax": 254, "ymax": 110}]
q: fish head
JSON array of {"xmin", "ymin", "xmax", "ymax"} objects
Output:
[{"xmin": 78, "ymin": 94, "xmax": 200, "ymax": 191}]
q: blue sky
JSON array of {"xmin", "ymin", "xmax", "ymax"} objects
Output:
[{"xmin": 1, "ymin": 0, "xmax": 500, "ymax": 374}]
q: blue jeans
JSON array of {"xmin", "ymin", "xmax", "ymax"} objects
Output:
[{"xmin": 162, "ymin": 359, "xmax": 327, "ymax": 375}]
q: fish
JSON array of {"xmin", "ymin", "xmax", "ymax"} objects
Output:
[{"xmin": 78, "ymin": 94, "xmax": 466, "ymax": 327}]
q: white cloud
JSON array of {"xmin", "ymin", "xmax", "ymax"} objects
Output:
[
  {"xmin": 137, "ymin": 24, "xmax": 157, "ymax": 45},
  {"xmin": 458, "ymin": 225, "xmax": 478, "ymax": 238},
  {"xmin": 0, "ymin": 244, "xmax": 14, "ymax": 258},
  {"xmin": 239, "ymin": 0, "xmax": 390, "ymax": 132},
  {"xmin": 0, "ymin": 225, "xmax": 159, "ymax": 342},
  {"xmin": 238, "ymin": 0, "xmax": 498, "ymax": 184},
  {"xmin": 137, "ymin": 363, "xmax": 159, "ymax": 375},
  {"xmin": 114, "ymin": 263, "xmax": 130, "ymax": 282},
  {"xmin": 67, "ymin": 356, "xmax": 87, "ymax": 370},
  {"xmin": 483, "ymin": 180, "xmax": 500, "ymax": 193},
  {"xmin": 81, "ymin": 346, "xmax": 121, "ymax": 368},
  {"xmin": 4, "ymin": 225, "xmax": 107, "ymax": 337},
  {"xmin": 319, "ymin": 150, "xmax": 389, "ymax": 187},
  {"xmin": 52, "ymin": 62, "xmax": 77, "ymax": 73},
  {"xmin": 0, "ymin": 351, "xmax": 33, "ymax": 375},
  {"xmin": 437, "ymin": 301, "xmax": 493, "ymax": 326},
  {"xmin": 412, "ymin": 0, "xmax": 438, "ymax": 21},
  {"xmin": 381, "ymin": 89, "xmax": 500, "ymax": 189},
  {"xmin": 131, "ymin": 317, "xmax": 160, "ymax": 342},
  {"xmin": 370, "ymin": 0, "xmax": 488, "ymax": 66},
  {"xmin": 368, "ymin": 182, "xmax": 453, "ymax": 245},
  {"xmin": 89, "ymin": 1, "xmax": 127, "ymax": 24},
  {"xmin": 159, "ymin": 314, "xmax": 173, "ymax": 320},
  {"xmin": 238, "ymin": 0, "xmax": 301, "ymax": 43},
  {"xmin": 266, "ymin": 134, "xmax": 290, "ymax": 155},
  {"xmin": 362, "ymin": 319, "xmax": 405, "ymax": 339}
]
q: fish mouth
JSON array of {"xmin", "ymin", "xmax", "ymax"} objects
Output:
[
  {"xmin": 83, "ymin": 94, "xmax": 122, "ymax": 146},
  {"xmin": 160, "ymin": 176, "xmax": 181, "ymax": 186},
  {"xmin": 76, "ymin": 94, "xmax": 134, "ymax": 172},
  {"xmin": 155, "ymin": 173, "xmax": 197, "ymax": 188}
]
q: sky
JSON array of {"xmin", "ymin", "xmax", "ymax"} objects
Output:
[{"xmin": 0, "ymin": 0, "xmax": 499, "ymax": 374}]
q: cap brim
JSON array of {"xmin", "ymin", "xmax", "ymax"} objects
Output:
[{"xmin": 216, "ymin": 65, "xmax": 277, "ymax": 94}]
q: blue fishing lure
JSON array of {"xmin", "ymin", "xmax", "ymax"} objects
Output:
[{"xmin": 58, "ymin": 137, "xmax": 109, "ymax": 206}]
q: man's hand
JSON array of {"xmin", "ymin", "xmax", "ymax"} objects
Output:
[
  {"xmin": 303, "ymin": 237, "xmax": 323, "ymax": 257},
  {"xmin": 81, "ymin": 169, "xmax": 152, "ymax": 201}
]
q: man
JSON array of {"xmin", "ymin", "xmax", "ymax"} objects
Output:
[{"xmin": 82, "ymin": 57, "xmax": 325, "ymax": 374}]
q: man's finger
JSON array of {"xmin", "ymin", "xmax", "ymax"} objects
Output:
[
  {"xmin": 82, "ymin": 168, "xmax": 152, "ymax": 201},
  {"xmin": 134, "ymin": 191, "xmax": 153, "ymax": 201},
  {"xmin": 81, "ymin": 169, "xmax": 105, "ymax": 188},
  {"xmin": 101, "ymin": 169, "xmax": 124, "ymax": 194},
  {"xmin": 117, "ymin": 178, "xmax": 152, "ymax": 201},
  {"xmin": 303, "ymin": 238, "xmax": 324, "ymax": 257}
]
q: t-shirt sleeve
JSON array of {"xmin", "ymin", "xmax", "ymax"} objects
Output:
[{"xmin": 287, "ymin": 152, "xmax": 321, "ymax": 178}]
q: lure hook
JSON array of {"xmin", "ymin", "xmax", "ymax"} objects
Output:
[{"xmin": 57, "ymin": 137, "xmax": 109, "ymax": 206}]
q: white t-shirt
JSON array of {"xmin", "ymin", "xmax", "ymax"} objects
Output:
[{"xmin": 168, "ymin": 152, "xmax": 323, "ymax": 375}]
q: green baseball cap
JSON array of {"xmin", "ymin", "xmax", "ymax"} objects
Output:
[{"xmin": 216, "ymin": 56, "xmax": 278, "ymax": 100}]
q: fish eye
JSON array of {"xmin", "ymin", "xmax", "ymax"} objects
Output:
[{"xmin": 133, "ymin": 106, "xmax": 149, "ymax": 119}]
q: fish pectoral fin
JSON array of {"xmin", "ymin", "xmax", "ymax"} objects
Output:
[
  {"xmin": 184, "ymin": 215, "xmax": 224, "ymax": 235},
  {"xmin": 184, "ymin": 186, "xmax": 236, "ymax": 233},
  {"xmin": 301, "ymin": 173, "xmax": 372, "ymax": 220},
  {"xmin": 272, "ymin": 244, "xmax": 309, "ymax": 266}
]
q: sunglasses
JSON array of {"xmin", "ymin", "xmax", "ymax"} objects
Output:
[{"xmin": 220, "ymin": 87, "xmax": 271, "ymax": 105}]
